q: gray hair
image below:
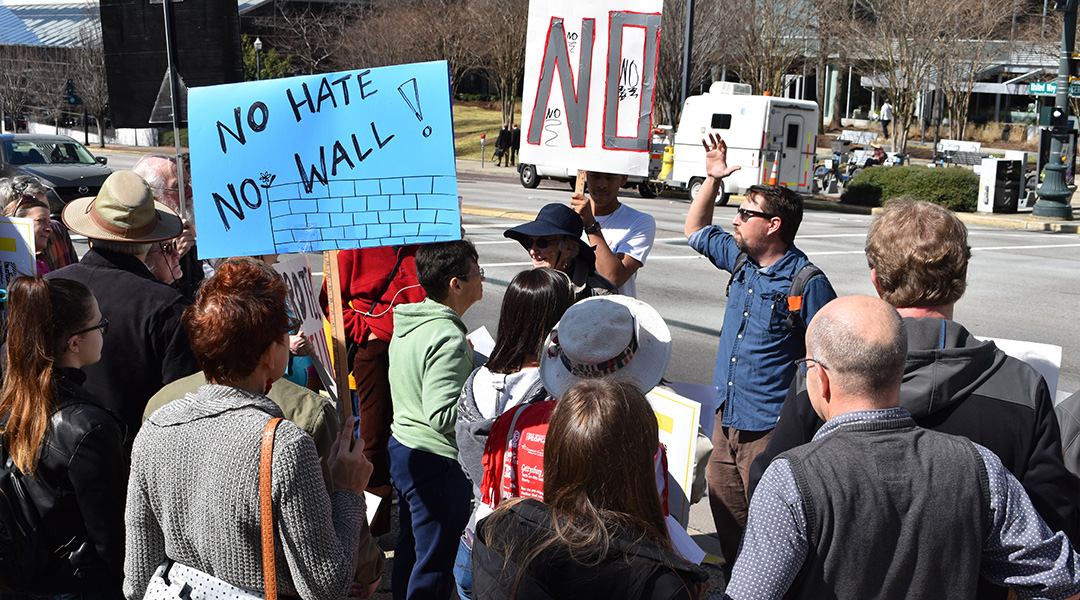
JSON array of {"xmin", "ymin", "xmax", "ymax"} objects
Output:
[
  {"xmin": 806, "ymin": 299, "xmax": 907, "ymax": 401},
  {"xmin": 558, "ymin": 235, "xmax": 580, "ymax": 259},
  {"xmin": 90, "ymin": 240, "xmax": 152, "ymax": 255},
  {"xmin": 132, "ymin": 154, "xmax": 175, "ymax": 191},
  {"xmin": 0, "ymin": 175, "xmax": 48, "ymax": 208}
]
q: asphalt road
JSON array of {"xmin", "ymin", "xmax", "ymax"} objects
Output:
[
  {"xmin": 449, "ymin": 173, "xmax": 1080, "ymax": 402},
  {"xmin": 90, "ymin": 150, "xmax": 1080, "ymax": 572}
]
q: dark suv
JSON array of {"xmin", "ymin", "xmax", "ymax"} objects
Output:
[{"xmin": 0, "ymin": 134, "xmax": 112, "ymax": 214}]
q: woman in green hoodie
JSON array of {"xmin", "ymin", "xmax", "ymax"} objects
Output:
[{"xmin": 387, "ymin": 239, "xmax": 484, "ymax": 600}]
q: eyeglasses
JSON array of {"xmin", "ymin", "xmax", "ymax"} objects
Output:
[
  {"xmin": 457, "ymin": 268, "xmax": 485, "ymax": 280},
  {"xmin": 285, "ymin": 315, "xmax": 303, "ymax": 336},
  {"xmin": 794, "ymin": 357, "xmax": 828, "ymax": 377},
  {"xmin": 736, "ymin": 207, "xmax": 776, "ymax": 222},
  {"xmin": 71, "ymin": 317, "xmax": 109, "ymax": 337},
  {"xmin": 151, "ymin": 184, "xmax": 192, "ymax": 193},
  {"xmin": 149, "ymin": 241, "xmax": 179, "ymax": 259},
  {"xmin": 520, "ymin": 236, "xmax": 556, "ymax": 250}
]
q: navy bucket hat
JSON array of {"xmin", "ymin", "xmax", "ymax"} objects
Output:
[{"xmin": 504, "ymin": 203, "xmax": 595, "ymax": 263}]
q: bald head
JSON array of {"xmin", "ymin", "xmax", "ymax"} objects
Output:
[{"xmin": 806, "ymin": 295, "xmax": 907, "ymax": 406}]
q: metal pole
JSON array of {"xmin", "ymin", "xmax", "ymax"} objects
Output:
[
  {"xmin": 254, "ymin": 37, "xmax": 262, "ymax": 81},
  {"xmin": 1034, "ymin": 1, "xmax": 1076, "ymax": 219},
  {"xmin": 680, "ymin": 0, "xmax": 696, "ymax": 110},
  {"xmin": 161, "ymin": 0, "xmax": 187, "ymax": 221}
]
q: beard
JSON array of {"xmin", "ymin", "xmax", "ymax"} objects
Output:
[{"xmin": 734, "ymin": 231, "xmax": 749, "ymax": 254}]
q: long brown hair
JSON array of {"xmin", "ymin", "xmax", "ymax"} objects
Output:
[
  {"xmin": 486, "ymin": 380, "xmax": 672, "ymax": 597},
  {"xmin": 0, "ymin": 276, "xmax": 95, "ymax": 474},
  {"xmin": 544, "ymin": 379, "xmax": 670, "ymax": 556}
]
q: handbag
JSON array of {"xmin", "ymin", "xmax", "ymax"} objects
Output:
[{"xmin": 143, "ymin": 417, "xmax": 283, "ymax": 600}]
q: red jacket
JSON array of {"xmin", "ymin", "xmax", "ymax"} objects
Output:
[{"xmin": 319, "ymin": 246, "xmax": 426, "ymax": 344}]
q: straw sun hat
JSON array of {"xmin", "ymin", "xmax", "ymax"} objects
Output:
[{"xmin": 62, "ymin": 171, "xmax": 182, "ymax": 243}]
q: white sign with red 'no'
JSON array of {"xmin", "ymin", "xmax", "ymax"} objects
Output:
[{"xmin": 519, "ymin": 0, "xmax": 663, "ymax": 177}]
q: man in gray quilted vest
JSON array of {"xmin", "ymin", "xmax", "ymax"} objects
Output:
[{"xmin": 725, "ymin": 295, "xmax": 1080, "ymax": 600}]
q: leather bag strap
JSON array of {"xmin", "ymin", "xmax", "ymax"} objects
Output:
[{"xmin": 260, "ymin": 417, "xmax": 283, "ymax": 600}]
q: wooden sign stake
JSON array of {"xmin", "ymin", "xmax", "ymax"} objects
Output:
[{"xmin": 323, "ymin": 250, "xmax": 352, "ymax": 425}]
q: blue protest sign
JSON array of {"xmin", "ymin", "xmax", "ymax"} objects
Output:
[{"xmin": 189, "ymin": 60, "xmax": 460, "ymax": 259}]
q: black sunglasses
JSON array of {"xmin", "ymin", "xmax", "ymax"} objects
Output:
[
  {"xmin": 519, "ymin": 236, "xmax": 557, "ymax": 250},
  {"xmin": 285, "ymin": 315, "xmax": 303, "ymax": 336},
  {"xmin": 736, "ymin": 207, "xmax": 776, "ymax": 221},
  {"xmin": 71, "ymin": 317, "xmax": 109, "ymax": 337}
]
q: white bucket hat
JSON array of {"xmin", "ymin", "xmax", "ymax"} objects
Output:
[{"xmin": 540, "ymin": 295, "xmax": 671, "ymax": 398}]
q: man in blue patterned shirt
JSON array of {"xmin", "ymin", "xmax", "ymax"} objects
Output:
[
  {"xmin": 684, "ymin": 133, "xmax": 836, "ymax": 571},
  {"xmin": 726, "ymin": 295, "xmax": 1080, "ymax": 600}
]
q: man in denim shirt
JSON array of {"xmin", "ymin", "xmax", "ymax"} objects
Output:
[{"xmin": 684, "ymin": 133, "xmax": 836, "ymax": 573}]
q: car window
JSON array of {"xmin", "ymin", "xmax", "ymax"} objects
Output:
[{"xmin": 2, "ymin": 140, "xmax": 97, "ymax": 165}]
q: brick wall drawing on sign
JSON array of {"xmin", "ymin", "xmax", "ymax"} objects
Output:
[{"xmin": 266, "ymin": 174, "xmax": 459, "ymax": 253}]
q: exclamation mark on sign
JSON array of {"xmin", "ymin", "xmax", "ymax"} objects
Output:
[{"xmin": 398, "ymin": 78, "xmax": 432, "ymax": 138}]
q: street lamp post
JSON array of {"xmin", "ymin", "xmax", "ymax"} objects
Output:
[
  {"xmin": 254, "ymin": 37, "xmax": 263, "ymax": 81},
  {"xmin": 1033, "ymin": 0, "xmax": 1077, "ymax": 219}
]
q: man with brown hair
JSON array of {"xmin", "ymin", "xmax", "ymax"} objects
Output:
[
  {"xmin": 750, "ymin": 199, "xmax": 1080, "ymax": 599},
  {"xmin": 684, "ymin": 133, "xmax": 836, "ymax": 573}
]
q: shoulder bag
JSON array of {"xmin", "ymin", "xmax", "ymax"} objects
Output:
[{"xmin": 143, "ymin": 417, "xmax": 283, "ymax": 600}]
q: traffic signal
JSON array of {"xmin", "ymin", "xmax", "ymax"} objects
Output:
[{"xmin": 66, "ymin": 79, "xmax": 81, "ymax": 105}]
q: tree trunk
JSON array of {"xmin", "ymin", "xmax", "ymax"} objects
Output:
[
  {"xmin": 815, "ymin": 56, "xmax": 826, "ymax": 134},
  {"xmin": 830, "ymin": 55, "xmax": 846, "ymax": 130}
]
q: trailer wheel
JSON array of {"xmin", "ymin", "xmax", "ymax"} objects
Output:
[
  {"xmin": 519, "ymin": 164, "xmax": 540, "ymax": 188},
  {"xmin": 688, "ymin": 178, "xmax": 705, "ymax": 202},
  {"xmin": 715, "ymin": 180, "xmax": 730, "ymax": 206},
  {"xmin": 639, "ymin": 181, "xmax": 663, "ymax": 198}
]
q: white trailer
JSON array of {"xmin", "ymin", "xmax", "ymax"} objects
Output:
[{"xmin": 662, "ymin": 82, "xmax": 819, "ymax": 204}]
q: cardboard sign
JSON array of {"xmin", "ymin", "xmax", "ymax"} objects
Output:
[
  {"xmin": 519, "ymin": 0, "xmax": 663, "ymax": 176},
  {"xmin": 274, "ymin": 255, "xmax": 336, "ymax": 400},
  {"xmin": 189, "ymin": 61, "xmax": 461, "ymax": 259},
  {"xmin": 647, "ymin": 386, "xmax": 702, "ymax": 527},
  {"xmin": 0, "ymin": 217, "xmax": 37, "ymax": 290}
]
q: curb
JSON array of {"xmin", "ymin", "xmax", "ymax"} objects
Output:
[
  {"xmin": 954, "ymin": 213, "xmax": 1080, "ymax": 234},
  {"xmin": 461, "ymin": 204, "xmax": 537, "ymax": 221},
  {"xmin": 866, "ymin": 206, "xmax": 1080, "ymax": 234}
]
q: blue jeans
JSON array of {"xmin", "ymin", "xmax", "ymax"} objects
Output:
[
  {"xmin": 454, "ymin": 536, "xmax": 473, "ymax": 599},
  {"xmin": 388, "ymin": 436, "xmax": 471, "ymax": 600}
]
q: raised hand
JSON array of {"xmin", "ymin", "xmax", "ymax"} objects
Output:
[{"xmin": 702, "ymin": 133, "xmax": 741, "ymax": 180}]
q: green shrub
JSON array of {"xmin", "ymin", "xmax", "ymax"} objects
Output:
[
  {"xmin": 159, "ymin": 128, "xmax": 188, "ymax": 147},
  {"xmin": 841, "ymin": 165, "xmax": 978, "ymax": 212}
]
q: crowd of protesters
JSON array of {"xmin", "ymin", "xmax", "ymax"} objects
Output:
[{"xmin": 2, "ymin": 133, "xmax": 1080, "ymax": 600}]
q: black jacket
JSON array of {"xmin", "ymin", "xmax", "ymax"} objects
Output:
[
  {"xmin": 19, "ymin": 368, "xmax": 127, "ymax": 592},
  {"xmin": 496, "ymin": 127, "xmax": 512, "ymax": 150},
  {"xmin": 473, "ymin": 499, "xmax": 706, "ymax": 600},
  {"xmin": 48, "ymin": 248, "xmax": 199, "ymax": 448},
  {"xmin": 749, "ymin": 317, "xmax": 1080, "ymax": 598}
]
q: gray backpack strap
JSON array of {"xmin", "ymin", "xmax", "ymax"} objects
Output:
[
  {"xmin": 785, "ymin": 263, "xmax": 824, "ymax": 335},
  {"xmin": 725, "ymin": 252, "xmax": 749, "ymax": 298}
]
